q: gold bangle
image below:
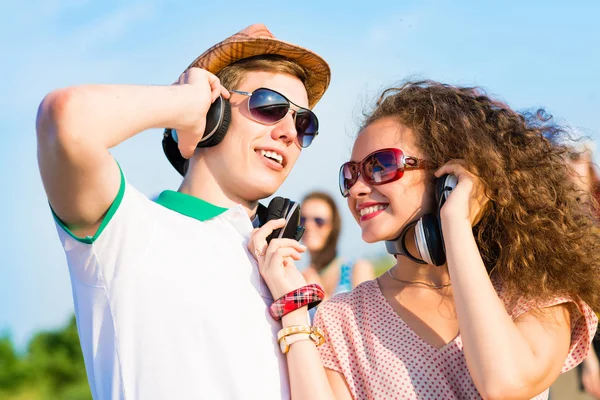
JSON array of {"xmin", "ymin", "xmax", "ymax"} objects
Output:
[
  {"xmin": 309, "ymin": 326, "xmax": 325, "ymax": 347},
  {"xmin": 279, "ymin": 333, "xmax": 312, "ymax": 354},
  {"xmin": 277, "ymin": 325, "xmax": 312, "ymax": 341},
  {"xmin": 277, "ymin": 325, "xmax": 326, "ymax": 354}
]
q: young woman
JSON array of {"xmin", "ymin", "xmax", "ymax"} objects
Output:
[
  {"xmin": 300, "ymin": 191, "xmax": 374, "ymax": 299},
  {"xmin": 249, "ymin": 80, "xmax": 599, "ymax": 399}
]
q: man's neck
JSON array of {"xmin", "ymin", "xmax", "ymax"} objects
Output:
[{"xmin": 178, "ymin": 165, "xmax": 259, "ymax": 219}]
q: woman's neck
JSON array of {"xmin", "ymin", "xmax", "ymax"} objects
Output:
[
  {"xmin": 310, "ymin": 251, "xmax": 338, "ymax": 273},
  {"xmin": 393, "ymin": 256, "xmax": 451, "ymax": 287}
]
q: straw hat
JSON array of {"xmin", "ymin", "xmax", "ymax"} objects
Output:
[{"xmin": 184, "ymin": 23, "xmax": 331, "ymax": 108}]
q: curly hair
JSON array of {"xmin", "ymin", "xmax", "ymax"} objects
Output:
[{"xmin": 363, "ymin": 80, "xmax": 600, "ymax": 313}]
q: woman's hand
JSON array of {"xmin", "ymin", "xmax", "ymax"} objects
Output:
[
  {"xmin": 248, "ymin": 219, "xmax": 308, "ymax": 300},
  {"xmin": 435, "ymin": 160, "xmax": 489, "ymax": 227}
]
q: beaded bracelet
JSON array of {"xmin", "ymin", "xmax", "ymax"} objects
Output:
[{"xmin": 269, "ymin": 284, "xmax": 325, "ymax": 321}]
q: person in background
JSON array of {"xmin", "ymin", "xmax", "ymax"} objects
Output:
[
  {"xmin": 300, "ymin": 191, "xmax": 375, "ymax": 298},
  {"xmin": 565, "ymin": 141, "xmax": 600, "ymax": 399}
]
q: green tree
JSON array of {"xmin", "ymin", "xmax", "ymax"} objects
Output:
[
  {"xmin": 0, "ymin": 316, "xmax": 91, "ymax": 400},
  {"xmin": 26, "ymin": 315, "xmax": 90, "ymax": 397},
  {"xmin": 0, "ymin": 335, "xmax": 26, "ymax": 390},
  {"xmin": 370, "ymin": 253, "xmax": 396, "ymax": 277}
]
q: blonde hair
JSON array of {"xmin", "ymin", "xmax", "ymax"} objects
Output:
[{"xmin": 217, "ymin": 55, "xmax": 309, "ymax": 94}]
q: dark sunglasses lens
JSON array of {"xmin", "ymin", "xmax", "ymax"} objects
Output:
[
  {"xmin": 295, "ymin": 111, "xmax": 318, "ymax": 148},
  {"xmin": 339, "ymin": 163, "xmax": 357, "ymax": 197},
  {"xmin": 295, "ymin": 111, "xmax": 318, "ymax": 135},
  {"xmin": 314, "ymin": 217, "xmax": 327, "ymax": 227},
  {"xmin": 364, "ymin": 151, "xmax": 399, "ymax": 184},
  {"xmin": 298, "ymin": 133, "xmax": 316, "ymax": 148},
  {"xmin": 299, "ymin": 216, "xmax": 328, "ymax": 227},
  {"xmin": 249, "ymin": 88, "xmax": 289, "ymax": 123}
]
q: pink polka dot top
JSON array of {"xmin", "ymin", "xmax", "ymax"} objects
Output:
[{"xmin": 313, "ymin": 279, "xmax": 598, "ymax": 400}]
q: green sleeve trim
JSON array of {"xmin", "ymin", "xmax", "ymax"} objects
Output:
[{"xmin": 52, "ymin": 164, "xmax": 126, "ymax": 244}]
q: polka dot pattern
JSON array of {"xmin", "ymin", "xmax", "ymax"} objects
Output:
[{"xmin": 313, "ymin": 280, "xmax": 598, "ymax": 400}]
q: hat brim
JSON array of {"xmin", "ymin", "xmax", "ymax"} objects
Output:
[{"xmin": 185, "ymin": 37, "xmax": 330, "ymax": 109}]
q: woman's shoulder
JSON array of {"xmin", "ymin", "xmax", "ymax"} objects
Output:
[
  {"xmin": 350, "ymin": 258, "xmax": 374, "ymax": 271},
  {"xmin": 493, "ymin": 278, "xmax": 598, "ymax": 372},
  {"xmin": 492, "ymin": 278, "xmax": 590, "ymax": 319},
  {"xmin": 336, "ymin": 257, "xmax": 372, "ymax": 269}
]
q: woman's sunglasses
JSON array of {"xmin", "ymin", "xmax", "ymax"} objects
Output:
[
  {"xmin": 339, "ymin": 148, "xmax": 432, "ymax": 197},
  {"xmin": 300, "ymin": 216, "xmax": 329, "ymax": 228},
  {"xmin": 229, "ymin": 87, "xmax": 319, "ymax": 148}
]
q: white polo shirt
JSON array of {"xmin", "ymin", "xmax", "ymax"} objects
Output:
[{"xmin": 53, "ymin": 168, "xmax": 290, "ymax": 399}]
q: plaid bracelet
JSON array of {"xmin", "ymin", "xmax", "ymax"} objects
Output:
[{"xmin": 269, "ymin": 284, "xmax": 325, "ymax": 321}]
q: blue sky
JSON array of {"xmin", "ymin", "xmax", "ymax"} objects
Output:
[{"xmin": 1, "ymin": 0, "xmax": 599, "ymax": 349}]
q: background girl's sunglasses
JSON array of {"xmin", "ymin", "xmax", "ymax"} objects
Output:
[
  {"xmin": 339, "ymin": 148, "xmax": 432, "ymax": 197},
  {"xmin": 300, "ymin": 216, "xmax": 329, "ymax": 228},
  {"xmin": 229, "ymin": 87, "xmax": 319, "ymax": 148}
]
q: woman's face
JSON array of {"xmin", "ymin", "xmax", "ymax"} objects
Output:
[
  {"xmin": 346, "ymin": 117, "xmax": 435, "ymax": 243},
  {"xmin": 567, "ymin": 150, "xmax": 593, "ymax": 194},
  {"xmin": 300, "ymin": 198, "xmax": 333, "ymax": 252}
]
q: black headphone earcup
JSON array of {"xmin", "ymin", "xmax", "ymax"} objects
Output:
[
  {"xmin": 161, "ymin": 97, "xmax": 232, "ymax": 176},
  {"xmin": 435, "ymin": 174, "xmax": 458, "ymax": 207},
  {"xmin": 266, "ymin": 197, "xmax": 288, "ymax": 222},
  {"xmin": 199, "ymin": 97, "xmax": 231, "ymax": 148},
  {"xmin": 385, "ymin": 220, "xmax": 427, "ymax": 264},
  {"xmin": 162, "ymin": 128, "xmax": 188, "ymax": 176},
  {"xmin": 281, "ymin": 201, "xmax": 301, "ymax": 240},
  {"xmin": 415, "ymin": 214, "xmax": 446, "ymax": 266},
  {"xmin": 265, "ymin": 197, "xmax": 288, "ymax": 243}
]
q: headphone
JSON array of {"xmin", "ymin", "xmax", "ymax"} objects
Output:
[
  {"xmin": 385, "ymin": 174, "xmax": 458, "ymax": 266},
  {"xmin": 162, "ymin": 95, "xmax": 232, "ymax": 176},
  {"xmin": 257, "ymin": 197, "xmax": 305, "ymax": 243}
]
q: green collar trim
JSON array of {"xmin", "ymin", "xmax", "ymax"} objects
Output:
[{"xmin": 155, "ymin": 190, "xmax": 227, "ymax": 222}]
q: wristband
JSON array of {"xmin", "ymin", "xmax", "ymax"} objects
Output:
[{"xmin": 269, "ymin": 284, "xmax": 325, "ymax": 321}]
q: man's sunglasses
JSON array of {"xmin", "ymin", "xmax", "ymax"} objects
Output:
[
  {"xmin": 300, "ymin": 216, "xmax": 329, "ymax": 228},
  {"xmin": 229, "ymin": 87, "xmax": 319, "ymax": 148},
  {"xmin": 339, "ymin": 148, "xmax": 432, "ymax": 197}
]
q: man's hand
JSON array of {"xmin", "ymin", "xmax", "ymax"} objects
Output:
[{"xmin": 172, "ymin": 68, "xmax": 230, "ymax": 159}]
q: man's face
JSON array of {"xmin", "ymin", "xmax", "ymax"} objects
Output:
[{"xmin": 203, "ymin": 71, "xmax": 309, "ymax": 202}]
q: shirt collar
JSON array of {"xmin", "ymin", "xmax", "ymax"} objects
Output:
[
  {"xmin": 155, "ymin": 190, "xmax": 262, "ymax": 226},
  {"xmin": 155, "ymin": 190, "xmax": 227, "ymax": 221}
]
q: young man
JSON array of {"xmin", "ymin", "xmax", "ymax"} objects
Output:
[{"xmin": 36, "ymin": 24, "xmax": 330, "ymax": 399}]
